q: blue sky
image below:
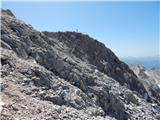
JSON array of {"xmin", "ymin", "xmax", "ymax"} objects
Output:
[{"xmin": 1, "ymin": 1, "xmax": 159, "ymax": 58}]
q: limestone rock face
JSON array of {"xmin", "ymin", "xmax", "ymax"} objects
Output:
[{"xmin": 1, "ymin": 9, "xmax": 160, "ymax": 120}]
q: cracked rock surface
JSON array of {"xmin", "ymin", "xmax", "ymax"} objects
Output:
[{"xmin": 1, "ymin": 9, "xmax": 160, "ymax": 120}]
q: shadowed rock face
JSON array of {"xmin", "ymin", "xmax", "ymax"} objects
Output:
[
  {"xmin": 42, "ymin": 31, "xmax": 146, "ymax": 94},
  {"xmin": 1, "ymin": 9, "xmax": 160, "ymax": 120}
]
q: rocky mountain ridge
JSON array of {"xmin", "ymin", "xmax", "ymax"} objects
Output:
[
  {"xmin": 130, "ymin": 64, "xmax": 160, "ymax": 102},
  {"xmin": 1, "ymin": 9, "xmax": 160, "ymax": 120}
]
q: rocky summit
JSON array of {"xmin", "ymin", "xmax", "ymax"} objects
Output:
[{"xmin": 1, "ymin": 9, "xmax": 160, "ymax": 120}]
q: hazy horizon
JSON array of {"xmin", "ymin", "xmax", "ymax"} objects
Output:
[{"xmin": 1, "ymin": 1, "xmax": 159, "ymax": 58}]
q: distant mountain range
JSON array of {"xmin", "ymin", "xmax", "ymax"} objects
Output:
[{"xmin": 121, "ymin": 56, "xmax": 160, "ymax": 69}]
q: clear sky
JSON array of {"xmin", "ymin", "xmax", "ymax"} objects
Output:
[{"xmin": 1, "ymin": 1, "xmax": 159, "ymax": 58}]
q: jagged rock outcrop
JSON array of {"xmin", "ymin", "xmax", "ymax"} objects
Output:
[
  {"xmin": 1, "ymin": 9, "xmax": 160, "ymax": 120},
  {"xmin": 130, "ymin": 64, "xmax": 160, "ymax": 103},
  {"xmin": 42, "ymin": 31, "xmax": 145, "ymax": 94}
]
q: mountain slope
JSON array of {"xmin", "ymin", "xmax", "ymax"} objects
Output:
[
  {"xmin": 1, "ymin": 9, "xmax": 160, "ymax": 120},
  {"xmin": 42, "ymin": 31, "xmax": 144, "ymax": 93},
  {"xmin": 130, "ymin": 64, "xmax": 160, "ymax": 102}
]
